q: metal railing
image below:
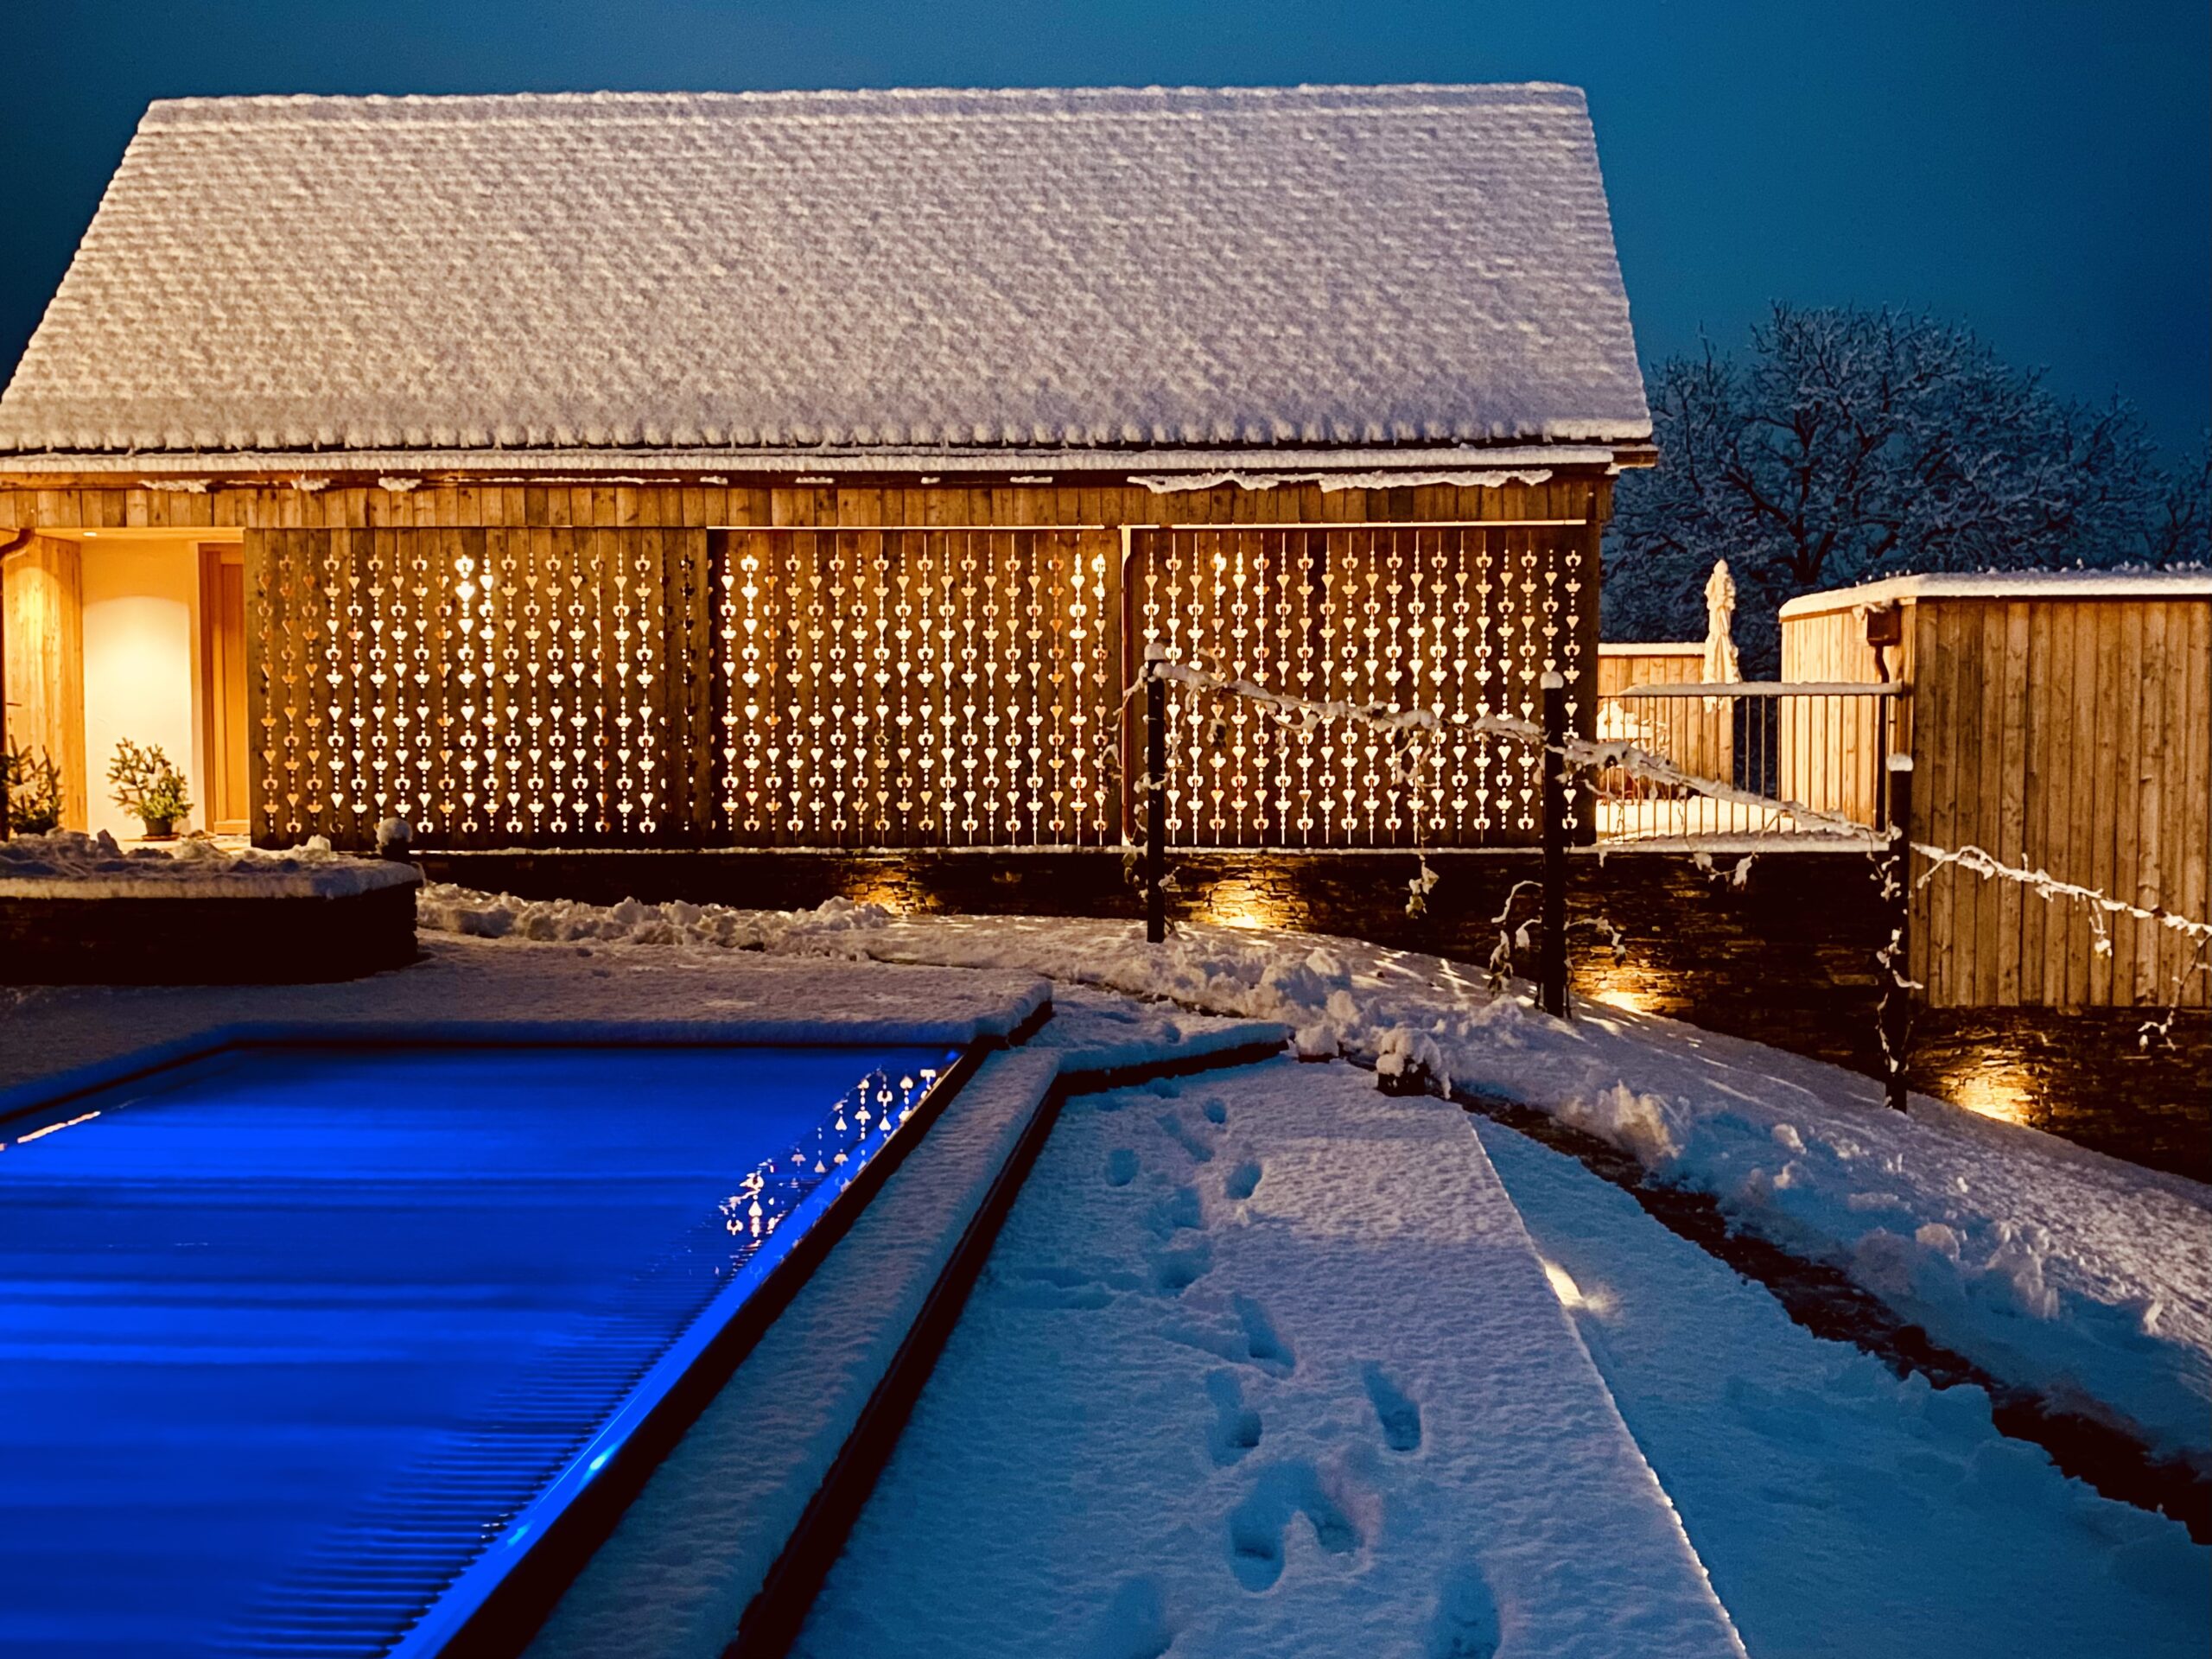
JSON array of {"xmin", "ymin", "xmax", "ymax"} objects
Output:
[{"xmin": 1592, "ymin": 681, "xmax": 1907, "ymax": 842}]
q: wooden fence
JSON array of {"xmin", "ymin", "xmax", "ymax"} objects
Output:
[{"xmin": 1593, "ymin": 644, "xmax": 1732, "ymax": 782}]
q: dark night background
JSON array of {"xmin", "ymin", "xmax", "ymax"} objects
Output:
[{"xmin": 4, "ymin": 0, "xmax": 2207, "ymax": 453}]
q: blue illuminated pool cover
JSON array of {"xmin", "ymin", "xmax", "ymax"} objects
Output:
[{"xmin": 0, "ymin": 1043, "xmax": 959, "ymax": 1657}]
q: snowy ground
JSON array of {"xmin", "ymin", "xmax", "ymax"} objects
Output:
[
  {"xmin": 419, "ymin": 889, "xmax": 2212, "ymax": 1479},
  {"xmin": 11, "ymin": 905, "xmax": 2205, "ymax": 1651},
  {"xmin": 1476, "ymin": 1118, "xmax": 2207, "ymax": 1658},
  {"xmin": 793, "ymin": 1050, "xmax": 2205, "ymax": 1659},
  {"xmin": 798, "ymin": 1056, "xmax": 1745, "ymax": 1659}
]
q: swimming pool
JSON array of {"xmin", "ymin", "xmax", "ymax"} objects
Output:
[{"xmin": 0, "ymin": 1041, "xmax": 959, "ymax": 1657}]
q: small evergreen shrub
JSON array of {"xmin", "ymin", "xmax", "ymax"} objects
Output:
[{"xmin": 108, "ymin": 739, "xmax": 192, "ymax": 836}]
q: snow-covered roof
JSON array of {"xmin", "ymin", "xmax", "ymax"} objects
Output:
[
  {"xmin": 1780, "ymin": 570, "xmax": 2211, "ymax": 618},
  {"xmin": 0, "ymin": 85, "xmax": 1650, "ymax": 464}
]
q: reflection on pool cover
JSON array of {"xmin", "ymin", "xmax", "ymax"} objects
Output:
[{"xmin": 0, "ymin": 1044, "xmax": 956, "ymax": 1657}]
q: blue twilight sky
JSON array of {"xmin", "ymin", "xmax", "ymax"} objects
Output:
[{"xmin": 4, "ymin": 1, "xmax": 2206, "ymax": 453}]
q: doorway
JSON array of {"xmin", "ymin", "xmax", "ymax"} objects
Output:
[{"xmin": 198, "ymin": 544, "xmax": 250, "ymax": 834}]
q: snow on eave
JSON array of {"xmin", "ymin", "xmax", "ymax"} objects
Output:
[
  {"xmin": 1780, "ymin": 570, "xmax": 2212, "ymax": 618},
  {"xmin": 0, "ymin": 443, "xmax": 1631, "ymax": 482},
  {"xmin": 1130, "ymin": 468, "xmax": 1560, "ymax": 494}
]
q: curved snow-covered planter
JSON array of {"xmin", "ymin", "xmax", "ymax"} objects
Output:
[{"xmin": 0, "ymin": 833, "xmax": 420, "ymax": 984}]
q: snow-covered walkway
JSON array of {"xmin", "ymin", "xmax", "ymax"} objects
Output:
[
  {"xmin": 1477, "ymin": 1116, "xmax": 2208, "ymax": 1657},
  {"xmin": 797, "ymin": 1055, "xmax": 1745, "ymax": 1658}
]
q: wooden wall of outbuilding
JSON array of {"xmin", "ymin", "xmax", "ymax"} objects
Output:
[
  {"xmin": 1, "ymin": 535, "xmax": 86, "ymax": 828},
  {"xmin": 0, "ymin": 474, "xmax": 1606, "ymax": 537},
  {"xmin": 1784, "ymin": 593, "xmax": 2209, "ymax": 1010},
  {"xmin": 0, "ymin": 472, "xmax": 1612, "ymax": 853}
]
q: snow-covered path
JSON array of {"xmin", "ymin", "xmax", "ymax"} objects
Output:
[
  {"xmin": 797, "ymin": 1056, "xmax": 1745, "ymax": 1659},
  {"xmin": 1474, "ymin": 1116, "xmax": 2209, "ymax": 1658}
]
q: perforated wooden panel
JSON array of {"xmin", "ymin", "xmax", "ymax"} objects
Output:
[
  {"xmin": 250, "ymin": 527, "xmax": 713, "ymax": 849},
  {"xmin": 715, "ymin": 526, "xmax": 1122, "ymax": 848},
  {"xmin": 1128, "ymin": 525, "xmax": 1592, "ymax": 848},
  {"xmin": 248, "ymin": 518, "xmax": 1589, "ymax": 852}
]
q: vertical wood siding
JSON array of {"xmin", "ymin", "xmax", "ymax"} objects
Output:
[
  {"xmin": 1592, "ymin": 646, "xmax": 1734, "ymax": 786},
  {"xmin": 1, "ymin": 535, "xmax": 87, "ymax": 827},
  {"xmin": 1784, "ymin": 594, "xmax": 2208, "ymax": 1010}
]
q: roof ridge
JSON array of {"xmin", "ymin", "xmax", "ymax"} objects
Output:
[{"xmin": 139, "ymin": 82, "xmax": 1591, "ymax": 126}]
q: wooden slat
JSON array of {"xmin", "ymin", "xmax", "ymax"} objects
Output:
[
  {"xmin": 2031, "ymin": 604, "xmax": 2072, "ymax": 1003},
  {"xmin": 2132, "ymin": 602, "xmax": 2168, "ymax": 1004},
  {"xmin": 1995, "ymin": 601, "xmax": 2030, "ymax": 1003},
  {"xmin": 1928, "ymin": 601, "xmax": 1967, "ymax": 1007},
  {"xmin": 2085, "ymin": 604, "xmax": 2123, "ymax": 1003},
  {"xmin": 2180, "ymin": 602, "xmax": 2212, "ymax": 1006}
]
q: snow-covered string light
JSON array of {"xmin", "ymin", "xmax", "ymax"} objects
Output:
[
  {"xmin": 1144, "ymin": 655, "xmax": 2209, "ymax": 1039},
  {"xmin": 1907, "ymin": 842, "xmax": 2212, "ymax": 1048}
]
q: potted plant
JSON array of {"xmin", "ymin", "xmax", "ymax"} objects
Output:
[
  {"xmin": 3, "ymin": 740, "xmax": 64, "ymax": 835},
  {"xmin": 108, "ymin": 739, "xmax": 192, "ymax": 840}
]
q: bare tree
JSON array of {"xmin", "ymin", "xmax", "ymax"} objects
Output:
[{"xmin": 1605, "ymin": 304, "xmax": 2206, "ymax": 668}]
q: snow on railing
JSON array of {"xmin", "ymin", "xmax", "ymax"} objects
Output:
[{"xmin": 1147, "ymin": 656, "xmax": 1881, "ymax": 844}]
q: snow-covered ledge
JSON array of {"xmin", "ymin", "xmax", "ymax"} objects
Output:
[
  {"xmin": 0, "ymin": 831, "xmax": 421, "ymax": 900},
  {"xmin": 2, "ymin": 831, "xmax": 423, "ymax": 986}
]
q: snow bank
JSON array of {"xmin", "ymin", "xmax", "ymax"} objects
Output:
[
  {"xmin": 416, "ymin": 887, "xmax": 2212, "ymax": 1471},
  {"xmin": 1478, "ymin": 1118, "xmax": 2209, "ymax": 1657},
  {"xmin": 0, "ymin": 830, "xmax": 419, "ymax": 899}
]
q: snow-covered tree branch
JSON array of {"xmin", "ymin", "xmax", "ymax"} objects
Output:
[{"xmin": 1605, "ymin": 304, "xmax": 2209, "ymax": 670}]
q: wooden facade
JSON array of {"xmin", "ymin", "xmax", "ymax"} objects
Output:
[
  {"xmin": 0, "ymin": 471, "xmax": 1611, "ymax": 854},
  {"xmin": 1, "ymin": 534, "xmax": 86, "ymax": 828},
  {"xmin": 1782, "ymin": 581, "xmax": 2210, "ymax": 1010}
]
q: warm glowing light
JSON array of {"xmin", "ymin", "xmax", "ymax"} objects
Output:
[
  {"xmin": 1198, "ymin": 878, "xmax": 1295, "ymax": 932},
  {"xmin": 1586, "ymin": 984, "xmax": 1665, "ymax": 1018},
  {"xmin": 844, "ymin": 879, "xmax": 911, "ymax": 914},
  {"xmin": 1541, "ymin": 1257, "xmax": 1613, "ymax": 1316},
  {"xmin": 1937, "ymin": 1064, "xmax": 2039, "ymax": 1128},
  {"xmin": 1541, "ymin": 1259, "xmax": 1585, "ymax": 1306}
]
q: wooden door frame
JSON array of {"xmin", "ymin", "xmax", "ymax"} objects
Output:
[{"xmin": 197, "ymin": 543, "xmax": 250, "ymax": 834}]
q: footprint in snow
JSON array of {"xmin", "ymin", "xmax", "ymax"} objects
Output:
[
  {"xmin": 1201, "ymin": 1096, "xmax": 1228, "ymax": 1125},
  {"xmin": 1362, "ymin": 1363, "xmax": 1422, "ymax": 1452},
  {"xmin": 1224, "ymin": 1459, "xmax": 1363, "ymax": 1592},
  {"xmin": 1204, "ymin": 1369, "xmax": 1263, "ymax": 1466},
  {"xmin": 1149, "ymin": 1238, "xmax": 1214, "ymax": 1295},
  {"xmin": 1427, "ymin": 1567, "xmax": 1501, "ymax": 1659},
  {"xmin": 1106, "ymin": 1148, "xmax": 1139, "ymax": 1186},
  {"xmin": 1231, "ymin": 1294, "xmax": 1295, "ymax": 1373},
  {"xmin": 1157, "ymin": 1111, "xmax": 1215, "ymax": 1164},
  {"xmin": 1224, "ymin": 1159, "xmax": 1262, "ymax": 1201},
  {"xmin": 1145, "ymin": 1185, "xmax": 1204, "ymax": 1237}
]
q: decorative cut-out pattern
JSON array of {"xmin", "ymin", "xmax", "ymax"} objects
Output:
[
  {"xmin": 252, "ymin": 528, "xmax": 711, "ymax": 848},
  {"xmin": 1128, "ymin": 526, "xmax": 1589, "ymax": 847},
  {"xmin": 250, "ymin": 520, "xmax": 1586, "ymax": 851},
  {"xmin": 715, "ymin": 528, "xmax": 1120, "ymax": 847}
]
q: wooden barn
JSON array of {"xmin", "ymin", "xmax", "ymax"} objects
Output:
[
  {"xmin": 1780, "ymin": 572, "xmax": 2210, "ymax": 1010},
  {"xmin": 0, "ymin": 84, "xmax": 1650, "ymax": 853}
]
